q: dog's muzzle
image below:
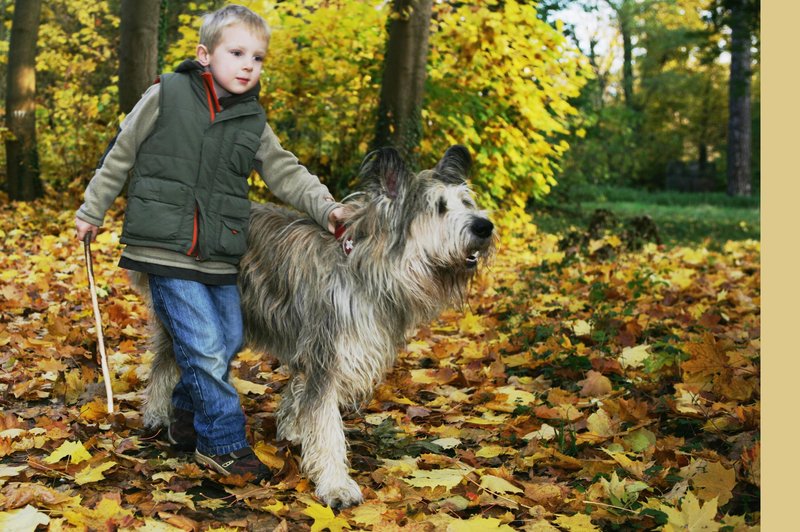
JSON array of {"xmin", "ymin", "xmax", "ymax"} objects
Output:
[{"xmin": 466, "ymin": 217, "xmax": 494, "ymax": 268}]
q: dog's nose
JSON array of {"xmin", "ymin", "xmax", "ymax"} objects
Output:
[{"xmin": 470, "ymin": 218, "xmax": 494, "ymax": 239}]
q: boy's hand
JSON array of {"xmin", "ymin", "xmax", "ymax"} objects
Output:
[
  {"xmin": 327, "ymin": 207, "xmax": 345, "ymax": 234},
  {"xmin": 76, "ymin": 217, "xmax": 100, "ymax": 242}
]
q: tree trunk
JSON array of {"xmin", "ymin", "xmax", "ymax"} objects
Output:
[
  {"xmin": 373, "ymin": 0, "xmax": 433, "ymax": 165},
  {"xmin": 606, "ymin": 0, "xmax": 636, "ymax": 109},
  {"xmin": 119, "ymin": 0, "xmax": 161, "ymax": 115},
  {"xmin": 4, "ymin": 0, "xmax": 43, "ymax": 201},
  {"xmin": 726, "ymin": 0, "xmax": 752, "ymax": 196}
]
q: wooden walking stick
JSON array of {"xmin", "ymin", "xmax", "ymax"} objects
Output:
[{"xmin": 83, "ymin": 234, "xmax": 114, "ymax": 414}]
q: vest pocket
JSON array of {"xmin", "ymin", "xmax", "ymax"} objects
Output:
[
  {"xmin": 123, "ymin": 178, "xmax": 191, "ymax": 241},
  {"xmin": 229, "ymin": 130, "xmax": 261, "ymax": 177},
  {"xmin": 219, "ymin": 218, "xmax": 247, "ymax": 257}
]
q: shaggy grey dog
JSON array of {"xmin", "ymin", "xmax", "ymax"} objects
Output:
[{"xmin": 142, "ymin": 145, "xmax": 494, "ymax": 508}]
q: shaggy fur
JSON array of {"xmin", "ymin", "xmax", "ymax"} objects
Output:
[{"xmin": 140, "ymin": 145, "xmax": 494, "ymax": 508}]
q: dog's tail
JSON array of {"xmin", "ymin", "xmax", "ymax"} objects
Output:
[{"xmin": 142, "ymin": 314, "xmax": 179, "ymax": 428}]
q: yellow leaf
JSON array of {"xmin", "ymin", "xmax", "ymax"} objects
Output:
[
  {"xmin": 404, "ymin": 468, "xmax": 467, "ymax": 489},
  {"xmin": 253, "ymin": 440, "xmax": 285, "ymax": 470},
  {"xmin": 74, "ymin": 461, "xmax": 116, "ymax": 485},
  {"xmin": 0, "ymin": 505, "xmax": 50, "ymax": 532},
  {"xmin": 349, "ymin": 502, "xmax": 389, "ymax": 527},
  {"xmin": 554, "ymin": 513, "xmax": 600, "ymax": 531},
  {"xmin": 479, "ymin": 474, "xmax": 523, "ymax": 494},
  {"xmin": 661, "ymin": 491, "xmax": 721, "ymax": 531},
  {"xmin": 92, "ymin": 498, "xmax": 134, "ymax": 521},
  {"xmin": 475, "ymin": 445, "xmax": 510, "ymax": 459},
  {"xmin": 458, "ymin": 311, "xmax": 485, "ymax": 335},
  {"xmin": 447, "ymin": 516, "xmax": 516, "ymax": 531},
  {"xmin": 262, "ymin": 500, "xmax": 286, "ymax": 516},
  {"xmin": 231, "ymin": 376, "xmax": 267, "ymax": 395},
  {"xmin": 618, "ymin": 344, "xmax": 651, "ymax": 369},
  {"xmin": 43, "ymin": 440, "xmax": 92, "ymax": 465},
  {"xmin": 586, "ymin": 409, "xmax": 615, "ymax": 437},
  {"xmin": 302, "ymin": 502, "xmax": 351, "ymax": 532}
]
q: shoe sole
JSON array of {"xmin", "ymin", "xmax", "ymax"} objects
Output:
[{"xmin": 195, "ymin": 450, "xmax": 234, "ymax": 475}]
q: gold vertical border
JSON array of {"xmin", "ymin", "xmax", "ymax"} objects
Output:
[{"xmin": 762, "ymin": 1, "xmax": 790, "ymax": 528}]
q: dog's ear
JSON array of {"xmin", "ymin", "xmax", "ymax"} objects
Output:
[
  {"xmin": 434, "ymin": 145, "xmax": 471, "ymax": 184},
  {"xmin": 358, "ymin": 147, "xmax": 409, "ymax": 200}
]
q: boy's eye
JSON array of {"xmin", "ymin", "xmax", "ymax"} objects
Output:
[
  {"xmin": 254, "ymin": 56, "xmax": 264, "ymax": 62},
  {"xmin": 231, "ymin": 50, "xmax": 242, "ymax": 57}
]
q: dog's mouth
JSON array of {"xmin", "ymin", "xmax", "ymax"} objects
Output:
[{"xmin": 466, "ymin": 251, "xmax": 481, "ymax": 269}]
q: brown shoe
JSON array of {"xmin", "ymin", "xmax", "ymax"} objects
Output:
[{"xmin": 195, "ymin": 447, "xmax": 272, "ymax": 483}]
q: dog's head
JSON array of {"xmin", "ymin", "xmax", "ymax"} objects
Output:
[{"xmin": 346, "ymin": 145, "xmax": 494, "ymax": 283}]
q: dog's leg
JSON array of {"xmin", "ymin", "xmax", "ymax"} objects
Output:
[
  {"xmin": 275, "ymin": 375, "xmax": 303, "ymax": 444},
  {"xmin": 142, "ymin": 316, "xmax": 179, "ymax": 428},
  {"xmin": 298, "ymin": 381, "xmax": 363, "ymax": 509}
]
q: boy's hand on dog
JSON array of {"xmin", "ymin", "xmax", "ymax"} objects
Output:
[
  {"xmin": 76, "ymin": 217, "xmax": 99, "ymax": 242},
  {"xmin": 327, "ymin": 207, "xmax": 345, "ymax": 234}
]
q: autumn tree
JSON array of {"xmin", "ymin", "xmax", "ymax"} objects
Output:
[
  {"xmin": 119, "ymin": 0, "xmax": 161, "ymax": 114},
  {"xmin": 4, "ymin": 0, "xmax": 43, "ymax": 201},
  {"xmin": 373, "ymin": 0, "xmax": 433, "ymax": 165}
]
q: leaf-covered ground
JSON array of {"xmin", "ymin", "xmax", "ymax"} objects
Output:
[{"xmin": 0, "ymin": 193, "xmax": 760, "ymax": 531}]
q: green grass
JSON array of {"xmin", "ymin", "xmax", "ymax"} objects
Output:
[{"xmin": 529, "ymin": 184, "xmax": 760, "ymax": 247}]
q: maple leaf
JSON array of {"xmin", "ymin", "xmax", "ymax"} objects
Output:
[
  {"xmin": 74, "ymin": 461, "xmax": 116, "ymax": 485},
  {"xmin": 553, "ymin": 512, "xmax": 600, "ymax": 531},
  {"xmin": 43, "ymin": 440, "xmax": 92, "ymax": 465},
  {"xmin": 447, "ymin": 516, "xmax": 516, "ymax": 531},
  {"xmin": 661, "ymin": 492, "xmax": 721, "ymax": 531},
  {"xmin": 303, "ymin": 502, "xmax": 351, "ymax": 532},
  {"xmin": 349, "ymin": 502, "xmax": 389, "ymax": 527},
  {"xmin": 458, "ymin": 310, "xmax": 486, "ymax": 335},
  {"xmin": 692, "ymin": 461, "xmax": 736, "ymax": 506}
]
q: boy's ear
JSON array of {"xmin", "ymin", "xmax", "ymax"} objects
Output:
[{"xmin": 196, "ymin": 44, "xmax": 210, "ymax": 66}]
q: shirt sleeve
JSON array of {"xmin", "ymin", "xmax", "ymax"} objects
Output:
[
  {"xmin": 253, "ymin": 121, "xmax": 340, "ymax": 229},
  {"xmin": 76, "ymin": 83, "xmax": 161, "ymax": 227}
]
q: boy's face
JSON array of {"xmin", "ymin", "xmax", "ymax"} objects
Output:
[{"xmin": 197, "ymin": 23, "xmax": 267, "ymax": 95}]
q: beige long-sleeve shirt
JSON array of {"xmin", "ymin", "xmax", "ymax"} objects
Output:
[{"xmin": 77, "ymin": 83, "xmax": 338, "ymax": 279}]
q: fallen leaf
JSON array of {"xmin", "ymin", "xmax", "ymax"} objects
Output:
[
  {"xmin": 43, "ymin": 440, "xmax": 92, "ymax": 465},
  {"xmin": 661, "ymin": 491, "xmax": 721, "ymax": 531},
  {"xmin": 303, "ymin": 502, "xmax": 351, "ymax": 532},
  {"xmin": 0, "ymin": 504, "xmax": 50, "ymax": 532},
  {"xmin": 480, "ymin": 474, "xmax": 523, "ymax": 494},
  {"xmin": 692, "ymin": 461, "xmax": 736, "ymax": 506}
]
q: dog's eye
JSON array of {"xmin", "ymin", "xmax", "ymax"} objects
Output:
[{"xmin": 437, "ymin": 197, "xmax": 447, "ymax": 215}]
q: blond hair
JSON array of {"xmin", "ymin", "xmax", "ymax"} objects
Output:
[{"xmin": 199, "ymin": 4, "xmax": 271, "ymax": 52}]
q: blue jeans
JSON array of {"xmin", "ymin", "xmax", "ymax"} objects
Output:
[{"xmin": 148, "ymin": 275, "xmax": 247, "ymax": 455}]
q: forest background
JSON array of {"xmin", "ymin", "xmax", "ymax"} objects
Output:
[{"xmin": 0, "ymin": 0, "xmax": 763, "ymax": 531}]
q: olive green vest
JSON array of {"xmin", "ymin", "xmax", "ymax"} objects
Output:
[{"xmin": 121, "ymin": 68, "xmax": 266, "ymax": 264}]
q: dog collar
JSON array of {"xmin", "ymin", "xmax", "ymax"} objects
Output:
[{"xmin": 334, "ymin": 223, "xmax": 355, "ymax": 256}]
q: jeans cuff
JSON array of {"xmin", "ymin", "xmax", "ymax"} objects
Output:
[{"xmin": 197, "ymin": 439, "xmax": 249, "ymax": 456}]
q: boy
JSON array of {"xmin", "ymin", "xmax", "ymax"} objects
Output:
[{"xmin": 75, "ymin": 5, "xmax": 343, "ymax": 482}]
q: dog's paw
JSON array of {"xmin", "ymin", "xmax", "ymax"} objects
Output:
[{"xmin": 315, "ymin": 477, "xmax": 363, "ymax": 509}]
